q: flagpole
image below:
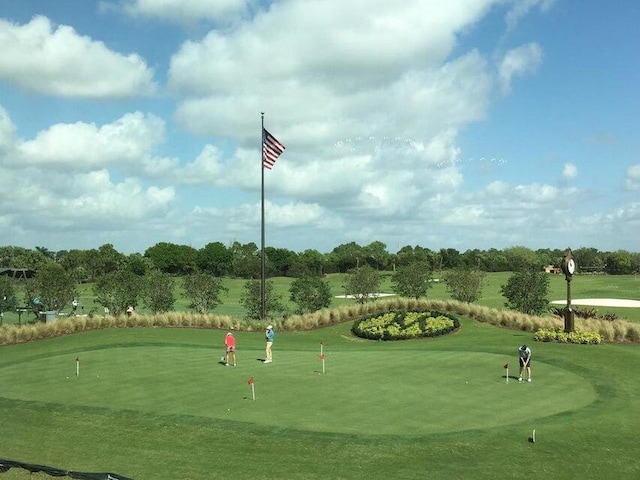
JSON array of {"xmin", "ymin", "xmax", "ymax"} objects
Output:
[{"xmin": 260, "ymin": 112, "xmax": 266, "ymax": 321}]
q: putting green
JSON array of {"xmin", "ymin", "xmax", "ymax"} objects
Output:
[{"xmin": 0, "ymin": 346, "xmax": 596, "ymax": 436}]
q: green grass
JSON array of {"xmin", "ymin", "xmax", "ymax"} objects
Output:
[
  {"xmin": 3, "ymin": 272, "xmax": 640, "ymax": 325},
  {"xmin": 1, "ymin": 315, "xmax": 640, "ymax": 479}
]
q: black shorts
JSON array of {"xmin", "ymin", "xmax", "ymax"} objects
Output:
[{"xmin": 519, "ymin": 358, "xmax": 531, "ymax": 367}]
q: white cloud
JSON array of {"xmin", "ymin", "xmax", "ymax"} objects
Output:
[
  {"xmin": 0, "ymin": 15, "xmax": 156, "ymax": 97},
  {"xmin": 505, "ymin": 0, "xmax": 557, "ymax": 30},
  {"xmin": 563, "ymin": 163, "xmax": 578, "ymax": 180},
  {"xmin": 16, "ymin": 112, "xmax": 165, "ymax": 168},
  {"xmin": 498, "ymin": 43, "xmax": 543, "ymax": 94},
  {"xmin": 114, "ymin": 0, "xmax": 250, "ymax": 24},
  {"xmin": 625, "ymin": 164, "xmax": 640, "ymax": 190},
  {"xmin": 0, "ymin": 106, "xmax": 17, "ymax": 153}
]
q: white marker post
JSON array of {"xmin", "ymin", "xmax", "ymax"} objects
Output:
[
  {"xmin": 319, "ymin": 342, "xmax": 326, "ymax": 374},
  {"xmin": 532, "ymin": 429, "xmax": 536, "ymax": 443},
  {"xmin": 248, "ymin": 377, "xmax": 255, "ymax": 401},
  {"xmin": 76, "ymin": 356, "xmax": 80, "ymax": 377},
  {"xmin": 504, "ymin": 363, "xmax": 509, "ymax": 384}
]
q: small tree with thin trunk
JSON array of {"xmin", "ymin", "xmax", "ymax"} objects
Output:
[
  {"xmin": 182, "ymin": 273, "xmax": 228, "ymax": 314},
  {"xmin": 391, "ymin": 261, "xmax": 432, "ymax": 299},
  {"xmin": 444, "ymin": 267, "xmax": 486, "ymax": 303},
  {"xmin": 344, "ymin": 265, "xmax": 381, "ymax": 304},
  {"xmin": 289, "ymin": 276, "xmax": 332, "ymax": 313},
  {"xmin": 240, "ymin": 279, "xmax": 285, "ymax": 320},
  {"xmin": 501, "ymin": 269, "xmax": 550, "ymax": 315},
  {"xmin": 142, "ymin": 271, "xmax": 176, "ymax": 314}
]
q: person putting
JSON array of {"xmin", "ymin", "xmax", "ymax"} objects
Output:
[
  {"xmin": 264, "ymin": 325, "xmax": 274, "ymax": 363},
  {"xmin": 518, "ymin": 345, "xmax": 532, "ymax": 382},
  {"xmin": 225, "ymin": 332, "xmax": 236, "ymax": 366}
]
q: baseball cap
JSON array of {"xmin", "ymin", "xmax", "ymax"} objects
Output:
[{"xmin": 267, "ymin": 325, "xmax": 273, "ymax": 329}]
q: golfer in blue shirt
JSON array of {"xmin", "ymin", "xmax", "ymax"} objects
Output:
[{"xmin": 264, "ymin": 325, "xmax": 274, "ymax": 363}]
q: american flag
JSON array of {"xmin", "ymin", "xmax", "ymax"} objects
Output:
[{"xmin": 262, "ymin": 128, "xmax": 285, "ymax": 170}]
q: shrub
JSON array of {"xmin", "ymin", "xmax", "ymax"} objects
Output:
[{"xmin": 534, "ymin": 327, "xmax": 601, "ymax": 345}]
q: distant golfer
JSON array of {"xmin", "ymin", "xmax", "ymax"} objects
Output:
[
  {"xmin": 225, "ymin": 332, "xmax": 236, "ymax": 367},
  {"xmin": 518, "ymin": 345, "xmax": 532, "ymax": 382},
  {"xmin": 264, "ymin": 325, "xmax": 274, "ymax": 363}
]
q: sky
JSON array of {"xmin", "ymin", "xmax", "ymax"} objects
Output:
[{"xmin": 0, "ymin": 0, "xmax": 638, "ymax": 255}]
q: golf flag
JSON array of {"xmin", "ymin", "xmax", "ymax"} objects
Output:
[
  {"xmin": 262, "ymin": 128, "xmax": 285, "ymax": 170},
  {"xmin": 503, "ymin": 363, "xmax": 508, "ymax": 369},
  {"xmin": 248, "ymin": 376, "xmax": 256, "ymax": 401}
]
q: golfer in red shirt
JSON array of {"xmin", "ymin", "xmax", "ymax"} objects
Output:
[{"xmin": 225, "ymin": 332, "xmax": 237, "ymax": 366}]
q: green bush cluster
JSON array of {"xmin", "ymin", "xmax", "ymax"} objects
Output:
[
  {"xmin": 534, "ymin": 327, "xmax": 602, "ymax": 345},
  {"xmin": 351, "ymin": 310, "xmax": 459, "ymax": 340}
]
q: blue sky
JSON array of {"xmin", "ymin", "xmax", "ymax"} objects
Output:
[{"xmin": 0, "ymin": 0, "xmax": 638, "ymax": 254}]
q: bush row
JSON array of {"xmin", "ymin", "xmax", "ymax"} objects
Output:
[
  {"xmin": 1, "ymin": 297, "xmax": 639, "ymax": 346},
  {"xmin": 534, "ymin": 327, "xmax": 602, "ymax": 344}
]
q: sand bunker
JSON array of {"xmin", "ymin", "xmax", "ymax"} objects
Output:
[
  {"xmin": 335, "ymin": 293, "xmax": 397, "ymax": 299},
  {"xmin": 550, "ymin": 298, "xmax": 640, "ymax": 308}
]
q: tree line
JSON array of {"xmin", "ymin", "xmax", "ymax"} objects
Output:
[
  {"xmin": 1, "ymin": 242, "xmax": 639, "ymax": 281},
  {"xmin": 1, "ymin": 241, "xmax": 637, "ymax": 323}
]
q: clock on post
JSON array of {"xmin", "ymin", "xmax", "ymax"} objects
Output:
[{"xmin": 561, "ymin": 249, "xmax": 576, "ymax": 332}]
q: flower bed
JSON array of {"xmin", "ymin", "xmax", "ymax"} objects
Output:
[{"xmin": 351, "ymin": 310, "xmax": 459, "ymax": 340}]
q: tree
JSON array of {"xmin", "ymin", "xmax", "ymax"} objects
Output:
[
  {"xmin": 56, "ymin": 249, "xmax": 91, "ymax": 282},
  {"xmin": 25, "ymin": 263, "xmax": 76, "ymax": 312},
  {"xmin": 182, "ymin": 273, "xmax": 228, "ymax": 314},
  {"xmin": 391, "ymin": 261, "xmax": 432, "ymax": 299},
  {"xmin": 297, "ymin": 249, "xmax": 326, "ymax": 277},
  {"xmin": 230, "ymin": 242, "xmax": 260, "ymax": 278},
  {"xmin": 0, "ymin": 277, "xmax": 18, "ymax": 324},
  {"xmin": 86, "ymin": 244, "xmax": 126, "ymax": 279},
  {"xmin": 197, "ymin": 242, "xmax": 233, "ymax": 276},
  {"xmin": 344, "ymin": 265, "xmax": 381, "ymax": 304},
  {"xmin": 240, "ymin": 279, "xmax": 285, "ymax": 320},
  {"xmin": 330, "ymin": 242, "xmax": 365, "ymax": 273},
  {"xmin": 503, "ymin": 246, "xmax": 540, "ymax": 271},
  {"xmin": 126, "ymin": 253, "xmax": 152, "ymax": 276},
  {"xmin": 265, "ymin": 247, "xmax": 298, "ymax": 277},
  {"xmin": 94, "ymin": 270, "xmax": 143, "ymax": 316},
  {"xmin": 142, "ymin": 271, "xmax": 176, "ymax": 314},
  {"xmin": 604, "ymin": 250, "xmax": 635, "ymax": 275},
  {"xmin": 289, "ymin": 276, "xmax": 332, "ymax": 313},
  {"xmin": 573, "ymin": 247, "xmax": 605, "ymax": 272},
  {"xmin": 501, "ymin": 270, "xmax": 550, "ymax": 315},
  {"xmin": 363, "ymin": 241, "xmax": 389, "ymax": 270},
  {"xmin": 144, "ymin": 242, "xmax": 198, "ymax": 275},
  {"xmin": 439, "ymin": 248, "xmax": 461, "ymax": 269},
  {"xmin": 443, "ymin": 267, "xmax": 486, "ymax": 303}
]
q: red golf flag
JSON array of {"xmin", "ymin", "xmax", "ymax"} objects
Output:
[
  {"xmin": 247, "ymin": 376, "xmax": 254, "ymax": 385},
  {"xmin": 503, "ymin": 363, "xmax": 509, "ymax": 369},
  {"xmin": 318, "ymin": 355, "xmax": 325, "ymax": 360}
]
